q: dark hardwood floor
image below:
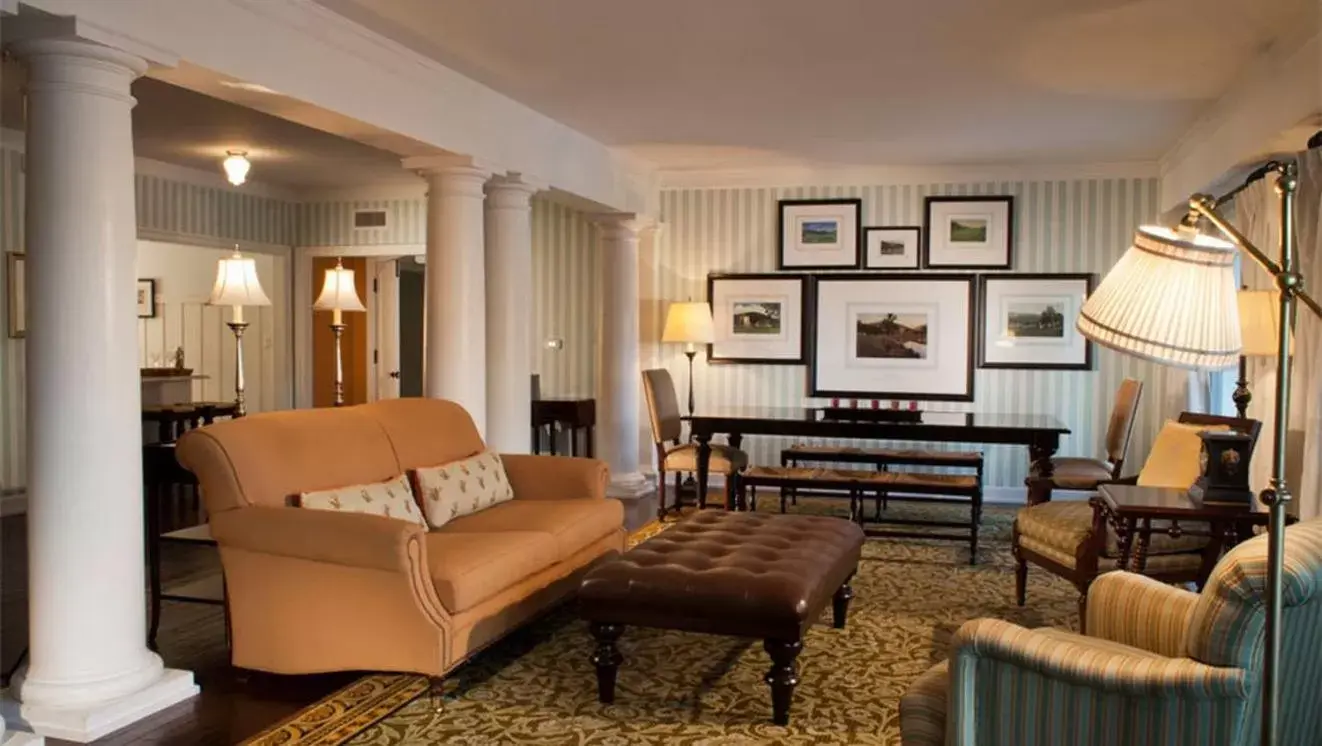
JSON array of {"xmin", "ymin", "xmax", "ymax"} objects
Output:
[{"xmin": 1, "ymin": 513, "xmax": 356, "ymax": 746}]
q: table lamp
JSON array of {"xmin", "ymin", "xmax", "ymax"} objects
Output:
[
  {"xmin": 207, "ymin": 248, "xmax": 271, "ymax": 416},
  {"xmin": 313, "ymin": 258, "xmax": 367, "ymax": 407},
  {"xmin": 1234, "ymin": 288, "xmax": 1292, "ymax": 418},
  {"xmin": 661, "ymin": 300, "xmax": 715, "ymax": 417},
  {"xmin": 1079, "ymin": 160, "xmax": 1320, "ymax": 745}
]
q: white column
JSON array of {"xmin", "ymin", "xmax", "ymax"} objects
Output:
[
  {"xmin": 595, "ymin": 214, "xmax": 651, "ymax": 496},
  {"xmin": 406, "ymin": 156, "xmax": 493, "ymax": 435},
  {"xmin": 7, "ymin": 39, "xmax": 196, "ymax": 742},
  {"xmin": 483, "ymin": 175, "xmax": 539, "ymax": 453}
]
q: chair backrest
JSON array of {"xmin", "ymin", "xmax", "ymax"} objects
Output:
[
  {"xmin": 1177, "ymin": 412, "xmax": 1264, "ymax": 458},
  {"xmin": 641, "ymin": 369, "xmax": 683, "ymax": 444},
  {"xmin": 1104, "ymin": 378, "xmax": 1144, "ymax": 471},
  {"xmin": 1184, "ymin": 517, "xmax": 1322, "ymax": 744}
]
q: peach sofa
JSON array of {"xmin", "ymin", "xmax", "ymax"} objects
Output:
[{"xmin": 175, "ymin": 398, "xmax": 625, "ymax": 677}]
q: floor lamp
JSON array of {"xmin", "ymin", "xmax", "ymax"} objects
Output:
[
  {"xmin": 662, "ymin": 301, "xmax": 715, "ymax": 418},
  {"xmin": 1078, "ymin": 160, "xmax": 1320, "ymax": 745},
  {"xmin": 207, "ymin": 248, "xmax": 271, "ymax": 417},
  {"xmin": 313, "ymin": 258, "xmax": 366, "ymax": 407},
  {"xmin": 1234, "ymin": 288, "xmax": 1292, "ymax": 418}
]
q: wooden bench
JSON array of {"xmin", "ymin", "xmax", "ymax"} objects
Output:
[{"xmin": 739, "ymin": 461, "xmax": 984, "ymax": 564}]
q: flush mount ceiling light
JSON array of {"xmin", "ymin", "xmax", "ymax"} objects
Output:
[{"xmin": 222, "ymin": 150, "xmax": 251, "ymax": 186}]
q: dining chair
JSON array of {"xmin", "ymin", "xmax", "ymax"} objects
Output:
[
  {"xmin": 1024, "ymin": 378, "xmax": 1143, "ymax": 506},
  {"xmin": 641, "ymin": 368, "xmax": 748, "ymax": 519}
]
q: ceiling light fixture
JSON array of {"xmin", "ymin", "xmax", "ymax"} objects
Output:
[{"xmin": 222, "ymin": 150, "xmax": 251, "ymax": 186}]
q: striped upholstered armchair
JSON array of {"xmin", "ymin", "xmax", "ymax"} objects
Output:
[{"xmin": 900, "ymin": 517, "xmax": 1322, "ymax": 745}]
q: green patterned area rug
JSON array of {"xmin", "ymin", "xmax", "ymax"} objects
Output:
[{"xmin": 246, "ymin": 501, "xmax": 1080, "ymax": 745}]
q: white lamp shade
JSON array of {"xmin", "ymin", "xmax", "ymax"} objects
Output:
[
  {"xmin": 208, "ymin": 252, "xmax": 271, "ymax": 307},
  {"xmin": 1238, "ymin": 289, "xmax": 1291, "ymax": 357},
  {"xmin": 1078, "ymin": 225, "xmax": 1241, "ymax": 370},
  {"xmin": 662, "ymin": 301, "xmax": 715, "ymax": 344},
  {"xmin": 223, "ymin": 151, "xmax": 250, "ymax": 186},
  {"xmin": 313, "ymin": 262, "xmax": 367, "ymax": 313}
]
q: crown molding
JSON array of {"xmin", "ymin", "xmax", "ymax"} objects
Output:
[{"xmin": 657, "ymin": 160, "xmax": 1160, "ymax": 190}]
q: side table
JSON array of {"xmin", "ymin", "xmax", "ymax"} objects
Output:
[
  {"xmin": 1093, "ymin": 484, "xmax": 1284, "ymax": 587},
  {"xmin": 531, "ymin": 397, "xmax": 595, "ymax": 457}
]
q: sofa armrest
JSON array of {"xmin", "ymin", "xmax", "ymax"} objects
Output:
[
  {"xmin": 210, "ymin": 506, "xmax": 427, "ymax": 572},
  {"xmin": 501, "ymin": 454, "xmax": 608, "ymax": 501},
  {"xmin": 1085, "ymin": 571, "xmax": 1199, "ymax": 657}
]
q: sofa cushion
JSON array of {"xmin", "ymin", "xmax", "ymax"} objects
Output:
[
  {"xmin": 424, "ymin": 531, "xmax": 559, "ymax": 613},
  {"xmin": 414, "ymin": 451, "xmax": 515, "ymax": 529},
  {"xmin": 437, "ymin": 499, "xmax": 623, "ymax": 560},
  {"xmin": 297, "ymin": 473, "xmax": 425, "ymax": 526}
]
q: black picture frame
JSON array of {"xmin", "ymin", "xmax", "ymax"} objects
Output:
[
  {"xmin": 706, "ymin": 272, "xmax": 810, "ymax": 365},
  {"xmin": 977, "ymin": 272, "xmax": 1095, "ymax": 370},
  {"xmin": 137, "ymin": 279, "xmax": 157, "ymax": 319},
  {"xmin": 808, "ymin": 273, "xmax": 976, "ymax": 401},
  {"xmin": 777, "ymin": 198, "xmax": 863, "ymax": 270},
  {"xmin": 863, "ymin": 225, "xmax": 922, "ymax": 270},
  {"xmin": 922, "ymin": 195, "xmax": 1015, "ymax": 270}
]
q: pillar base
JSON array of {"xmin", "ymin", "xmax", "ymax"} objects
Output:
[
  {"xmin": 606, "ymin": 472, "xmax": 653, "ymax": 500},
  {"xmin": 2, "ymin": 730, "xmax": 44, "ymax": 746},
  {"xmin": 3, "ymin": 669, "xmax": 197, "ymax": 743}
]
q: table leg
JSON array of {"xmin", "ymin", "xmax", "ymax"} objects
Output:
[
  {"xmin": 570, "ymin": 425, "xmax": 580, "ymax": 457},
  {"xmin": 1133, "ymin": 517, "xmax": 1152, "ymax": 573},
  {"xmin": 763, "ymin": 638, "xmax": 802, "ymax": 726},
  {"xmin": 1028, "ymin": 434, "xmax": 1058, "ymax": 480},
  {"xmin": 589, "ymin": 622, "xmax": 624, "ymax": 704},
  {"xmin": 549, "ymin": 424, "xmax": 560, "ymax": 456},
  {"xmin": 1113, "ymin": 516, "xmax": 1136, "ymax": 571},
  {"xmin": 695, "ymin": 433, "xmax": 712, "ymax": 510},
  {"xmin": 532, "ymin": 425, "xmax": 541, "ymax": 455},
  {"xmin": 832, "ymin": 574, "xmax": 855, "ymax": 629},
  {"xmin": 586, "ymin": 425, "xmax": 594, "ymax": 458},
  {"xmin": 728, "ymin": 432, "xmax": 743, "ymax": 451},
  {"xmin": 146, "ymin": 479, "xmax": 163, "ymax": 651}
]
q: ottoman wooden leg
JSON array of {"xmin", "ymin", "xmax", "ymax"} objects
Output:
[
  {"xmin": 832, "ymin": 574, "xmax": 855, "ymax": 629},
  {"xmin": 590, "ymin": 622, "xmax": 624, "ymax": 704},
  {"xmin": 763, "ymin": 638, "xmax": 802, "ymax": 726}
]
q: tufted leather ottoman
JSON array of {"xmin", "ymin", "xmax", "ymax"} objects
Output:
[{"xmin": 578, "ymin": 511, "xmax": 864, "ymax": 725}]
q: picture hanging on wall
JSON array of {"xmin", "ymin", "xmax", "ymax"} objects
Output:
[
  {"xmin": 137, "ymin": 279, "xmax": 157, "ymax": 319},
  {"xmin": 707, "ymin": 273, "xmax": 809, "ymax": 364},
  {"xmin": 923, "ymin": 195, "xmax": 1015, "ymax": 269},
  {"xmin": 7, "ymin": 252, "xmax": 25, "ymax": 339},
  {"xmin": 809, "ymin": 274, "xmax": 975, "ymax": 401},
  {"xmin": 978, "ymin": 273, "xmax": 1095, "ymax": 370},
  {"xmin": 777, "ymin": 198, "xmax": 862, "ymax": 270},
  {"xmin": 863, "ymin": 226, "xmax": 921, "ymax": 270}
]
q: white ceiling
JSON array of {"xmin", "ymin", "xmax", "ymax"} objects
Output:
[{"xmin": 314, "ymin": 0, "xmax": 1316, "ymax": 171}]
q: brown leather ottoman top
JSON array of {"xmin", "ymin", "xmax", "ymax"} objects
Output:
[{"xmin": 579, "ymin": 511, "xmax": 864, "ymax": 641}]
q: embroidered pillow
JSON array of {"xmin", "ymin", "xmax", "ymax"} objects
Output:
[
  {"xmin": 298, "ymin": 473, "xmax": 426, "ymax": 526},
  {"xmin": 413, "ymin": 451, "xmax": 515, "ymax": 529}
]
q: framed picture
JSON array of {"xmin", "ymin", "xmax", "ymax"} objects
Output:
[
  {"xmin": 863, "ymin": 226, "xmax": 921, "ymax": 270},
  {"xmin": 777, "ymin": 198, "xmax": 862, "ymax": 270},
  {"xmin": 707, "ymin": 273, "xmax": 809, "ymax": 364},
  {"xmin": 810, "ymin": 274, "xmax": 975, "ymax": 401},
  {"xmin": 137, "ymin": 279, "xmax": 157, "ymax": 318},
  {"xmin": 978, "ymin": 273, "xmax": 1095, "ymax": 370},
  {"xmin": 7, "ymin": 253, "xmax": 24, "ymax": 339},
  {"xmin": 923, "ymin": 196, "xmax": 1015, "ymax": 269}
]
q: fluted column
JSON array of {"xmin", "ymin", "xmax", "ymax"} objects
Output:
[
  {"xmin": 594, "ymin": 214, "xmax": 650, "ymax": 496},
  {"xmin": 405, "ymin": 156, "xmax": 493, "ymax": 434},
  {"xmin": 8, "ymin": 38, "xmax": 197, "ymax": 742},
  {"xmin": 484, "ymin": 175, "xmax": 540, "ymax": 452}
]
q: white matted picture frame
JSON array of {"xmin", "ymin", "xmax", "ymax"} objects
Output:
[
  {"xmin": 777, "ymin": 198, "xmax": 862, "ymax": 270},
  {"xmin": 863, "ymin": 226, "xmax": 921, "ymax": 270},
  {"xmin": 923, "ymin": 196, "xmax": 1015, "ymax": 269},
  {"xmin": 706, "ymin": 273, "xmax": 809, "ymax": 365},
  {"xmin": 810, "ymin": 274, "xmax": 975, "ymax": 401},
  {"xmin": 7, "ymin": 252, "xmax": 25, "ymax": 339},
  {"xmin": 978, "ymin": 273, "xmax": 1095, "ymax": 370}
]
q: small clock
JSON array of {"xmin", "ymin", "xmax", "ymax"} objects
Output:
[{"xmin": 1188, "ymin": 430, "xmax": 1254, "ymax": 505}]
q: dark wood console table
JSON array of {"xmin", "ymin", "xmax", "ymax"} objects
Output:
[{"xmin": 531, "ymin": 397, "xmax": 595, "ymax": 457}]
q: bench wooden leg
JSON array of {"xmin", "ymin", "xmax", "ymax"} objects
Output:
[
  {"xmin": 590, "ymin": 622, "xmax": 624, "ymax": 704},
  {"xmin": 832, "ymin": 574, "xmax": 855, "ymax": 629},
  {"xmin": 763, "ymin": 638, "xmax": 802, "ymax": 726}
]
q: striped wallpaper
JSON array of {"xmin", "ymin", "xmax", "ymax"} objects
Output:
[
  {"xmin": 644, "ymin": 178, "xmax": 1173, "ymax": 490},
  {"xmin": 295, "ymin": 198, "xmax": 428, "ymax": 246},
  {"xmin": 531, "ymin": 199, "xmax": 598, "ymax": 397}
]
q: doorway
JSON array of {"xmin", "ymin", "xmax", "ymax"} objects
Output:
[
  {"xmin": 311, "ymin": 256, "xmax": 369, "ymax": 407},
  {"xmin": 398, "ymin": 257, "xmax": 425, "ymax": 398}
]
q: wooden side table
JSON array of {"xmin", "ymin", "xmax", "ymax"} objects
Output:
[
  {"xmin": 1093, "ymin": 484, "xmax": 1281, "ymax": 586},
  {"xmin": 531, "ymin": 397, "xmax": 595, "ymax": 457}
]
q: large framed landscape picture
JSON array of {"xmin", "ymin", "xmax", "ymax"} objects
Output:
[
  {"xmin": 810, "ymin": 274, "xmax": 975, "ymax": 400},
  {"xmin": 923, "ymin": 195, "xmax": 1014, "ymax": 269},
  {"xmin": 777, "ymin": 198, "xmax": 862, "ymax": 270},
  {"xmin": 978, "ymin": 273, "xmax": 1095, "ymax": 370},
  {"xmin": 707, "ymin": 273, "xmax": 809, "ymax": 364},
  {"xmin": 863, "ymin": 226, "xmax": 921, "ymax": 270}
]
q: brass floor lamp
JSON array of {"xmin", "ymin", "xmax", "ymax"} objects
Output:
[
  {"xmin": 1079, "ymin": 160, "xmax": 1319, "ymax": 745},
  {"xmin": 208, "ymin": 248, "xmax": 272, "ymax": 416},
  {"xmin": 313, "ymin": 258, "xmax": 366, "ymax": 406}
]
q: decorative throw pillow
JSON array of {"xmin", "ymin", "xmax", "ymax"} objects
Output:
[
  {"xmin": 1137, "ymin": 420, "xmax": 1233, "ymax": 489},
  {"xmin": 413, "ymin": 451, "xmax": 515, "ymax": 529},
  {"xmin": 298, "ymin": 473, "xmax": 426, "ymax": 526}
]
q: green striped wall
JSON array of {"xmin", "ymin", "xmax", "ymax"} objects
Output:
[
  {"xmin": 646, "ymin": 178, "xmax": 1170, "ymax": 490},
  {"xmin": 295, "ymin": 198, "xmax": 427, "ymax": 246}
]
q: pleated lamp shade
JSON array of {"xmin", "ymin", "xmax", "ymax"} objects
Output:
[
  {"xmin": 1077, "ymin": 226, "xmax": 1241, "ymax": 370},
  {"xmin": 1238, "ymin": 289, "xmax": 1291, "ymax": 357}
]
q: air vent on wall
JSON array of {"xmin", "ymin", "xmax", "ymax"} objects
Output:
[{"xmin": 353, "ymin": 209, "xmax": 388, "ymax": 229}]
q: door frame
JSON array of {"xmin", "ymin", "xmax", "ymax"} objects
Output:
[
  {"xmin": 372, "ymin": 258, "xmax": 401, "ymax": 401},
  {"xmin": 293, "ymin": 244, "xmax": 422, "ymax": 409}
]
